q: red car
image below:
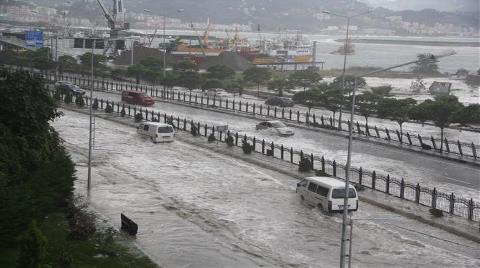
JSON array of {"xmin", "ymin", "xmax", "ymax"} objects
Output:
[{"xmin": 121, "ymin": 90, "xmax": 154, "ymax": 106}]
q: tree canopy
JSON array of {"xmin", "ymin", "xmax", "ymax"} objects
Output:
[
  {"xmin": 377, "ymin": 97, "xmax": 417, "ymax": 141},
  {"xmin": 0, "ymin": 71, "xmax": 75, "ymax": 245},
  {"xmin": 173, "ymin": 60, "xmax": 199, "ymax": 72},
  {"xmin": 243, "ymin": 67, "xmax": 271, "ymax": 96},
  {"xmin": 78, "ymin": 52, "xmax": 107, "ymax": 68},
  {"xmin": 177, "ymin": 70, "xmax": 203, "ymax": 91},
  {"xmin": 410, "ymin": 53, "xmax": 439, "ymax": 74},
  {"xmin": 288, "ymin": 69, "xmax": 322, "ymax": 90},
  {"xmin": 206, "ymin": 65, "xmax": 235, "ymax": 80},
  {"xmin": 331, "ymin": 75, "xmax": 366, "ymax": 96}
]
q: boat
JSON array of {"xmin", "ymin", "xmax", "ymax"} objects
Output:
[
  {"xmin": 255, "ymin": 31, "xmax": 313, "ymax": 63},
  {"xmin": 331, "ymin": 38, "xmax": 354, "ymax": 55}
]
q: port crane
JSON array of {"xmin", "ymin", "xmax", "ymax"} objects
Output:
[{"xmin": 96, "ymin": 0, "xmax": 129, "ymax": 55}]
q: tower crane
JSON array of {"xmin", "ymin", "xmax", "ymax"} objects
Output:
[{"xmin": 95, "ymin": 0, "xmax": 129, "ymax": 55}]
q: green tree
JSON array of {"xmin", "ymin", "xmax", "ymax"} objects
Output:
[
  {"xmin": 206, "ymin": 65, "xmax": 235, "ymax": 80},
  {"xmin": 267, "ymin": 77, "xmax": 291, "ymax": 97},
  {"xmin": 428, "ymin": 96, "xmax": 464, "ymax": 152},
  {"xmin": 224, "ymin": 78, "xmax": 244, "ymax": 95},
  {"xmin": 78, "ymin": 52, "xmax": 107, "ymax": 68},
  {"xmin": 320, "ymin": 88, "xmax": 344, "ymax": 126},
  {"xmin": 58, "ymin": 55, "xmax": 78, "ymax": 74},
  {"xmin": 173, "ymin": 60, "xmax": 199, "ymax": 72},
  {"xmin": 289, "ymin": 69, "xmax": 322, "ymax": 92},
  {"xmin": 453, "ymin": 104, "xmax": 480, "ymax": 126},
  {"xmin": 177, "ymin": 71, "xmax": 203, "ymax": 92},
  {"xmin": 111, "ymin": 68, "xmax": 126, "ymax": 79},
  {"xmin": 409, "ymin": 99, "xmax": 434, "ymax": 126},
  {"xmin": 243, "ymin": 67, "xmax": 271, "ymax": 96},
  {"xmin": 126, "ymin": 64, "xmax": 148, "ymax": 84},
  {"xmin": 370, "ymin": 85, "xmax": 392, "ymax": 96},
  {"xmin": 161, "ymin": 72, "xmax": 179, "ymax": 90},
  {"xmin": 202, "ymin": 79, "xmax": 224, "ymax": 91},
  {"xmin": 0, "ymin": 71, "xmax": 75, "ymax": 245},
  {"xmin": 355, "ymin": 92, "xmax": 381, "ymax": 126},
  {"xmin": 410, "ymin": 53, "xmax": 439, "ymax": 74},
  {"xmin": 16, "ymin": 221, "xmax": 47, "ymax": 268},
  {"xmin": 331, "ymin": 75, "xmax": 366, "ymax": 96},
  {"xmin": 377, "ymin": 98, "xmax": 417, "ymax": 142},
  {"xmin": 140, "ymin": 57, "xmax": 164, "ymax": 71}
]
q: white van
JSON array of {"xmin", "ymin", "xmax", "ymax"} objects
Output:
[
  {"xmin": 296, "ymin": 177, "xmax": 358, "ymax": 212},
  {"xmin": 137, "ymin": 122, "xmax": 175, "ymax": 143}
]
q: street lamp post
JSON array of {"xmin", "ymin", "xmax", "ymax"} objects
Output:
[
  {"xmin": 87, "ymin": 38, "xmax": 96, "ymax": 195},
  {"xmin": 322, "ymin": 10, "xmax": 372, "ymax": 131},
  {"xmin": 144, "ymin": 9, "xmax": 167, "ymax": 89},
  {"xmin": 338, "ymin": 50, "xmax": 455, "ymax": 268}
]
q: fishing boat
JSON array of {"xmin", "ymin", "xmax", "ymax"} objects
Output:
[{"xmin": 331, "ymin": 38, "xmax": 355, "ymax": 55}]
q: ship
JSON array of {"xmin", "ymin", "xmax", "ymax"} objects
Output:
[
  {"xmin": 250, "ymin": 31, "xmax": 314, "ymax": 64},
  {"xmin": 331, "ymin": 38, "xmax": 355, "ymax": 55}
]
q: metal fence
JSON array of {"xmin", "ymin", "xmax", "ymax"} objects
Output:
[
  {"xmin": 3, "ymin": 66, "xmax": 479, "ymax": 160},
  {"xmin": 65, "ymin": 93, "xmax": 479, "ymax": 222}
]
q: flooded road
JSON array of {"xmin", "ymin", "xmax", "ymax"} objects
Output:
[
  {"xmin": 90, "ymin": 91, "xmax": 480, "ymax": 199},
  {"xmin": 53, "ymin": 110, "xmax": 480, "ymax": 268}
]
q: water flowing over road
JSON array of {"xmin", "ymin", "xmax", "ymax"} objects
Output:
[
  {"xmin": 90, "ymin": 91, "xmax": 480, "ymax": 201},
  {"xmin": 53, "ymin": 110, "xmax": 480, "ymax": 268}
]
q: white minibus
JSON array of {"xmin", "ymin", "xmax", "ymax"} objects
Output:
[
  {"xmin": 296, "ymin": 177, "xmax": 358, "ymax": 212},
  {"xmin": 137, "ymin": 122, "xmax": 175, "ymax": 143}
]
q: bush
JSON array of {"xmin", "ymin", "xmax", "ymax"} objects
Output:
[
  {"xmin": 315, "ymin": 170, "xmax": 330, "ymax": 177},
  {"xmin": 75, "ymin": 95, "xmax": 85, "ymax": 107},
  {"xmin": 54, "ymin": 90, "xmax": 61, "ymax": 101},
  {"xmin": 242, "ymin": 140, "xmax": 252, "ymax": 154},
  {"xmin": 429, "ymin": 208, "xmax": 444, "ymax": 218},
  {"xmin": 92, "ymin": 99, "xmax": 99, "ymax": 110},
  {"xmin": 120, "ymin": 107, "xmax": 126, "ymax": 117},
  {"xmin": 190, "ymin": 123, "xmax": 198, "ymax": 136},
  {"xmin": 64, "ymin": 93, "xmax": 72, "ymax": 104},
  {"xmin": 105, "ymin": 104, "xmax": 113, "ymax": 113},
  {"xmin": 134, "ymin": 113, "xmax": 143, "ymax": 122},
  {"xmin": 354, "ymin": 183, "xmax": 366, "ymax": 192},
  {"xmin": 225, "ymin": 134, "xmax": 234, "ymax": 147},
  {"xmin": 16, "ymin": 221, "xmax": 47, "ymax": 268},
  {"xmin": 208, "ymin": 133, "xmax": 216, "ymax": 142},
  {"xmin": 298, "ymin": 157, "xmax": 312, "ymax": 172},
  {"xmin": 66, "ymin": 198, "xmax": 96, "ymax": 240}
]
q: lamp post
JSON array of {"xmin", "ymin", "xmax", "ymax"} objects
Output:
[
  {"xmin": 143, "ymin": 9, "xmax": 167, "ymax": 79},
  {"xmin": 338, "ymin": 50, "xmax": 455, "ymax": 268},
  {"xmin": 322, "ymin": 10, "xmax": 371, "ymax": 131},
  {"xmin": 87, "ymin": 37, "xmax": 97, "ymax": 196}
]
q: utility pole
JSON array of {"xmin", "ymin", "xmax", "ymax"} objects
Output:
[
  {"xmin": 130, "ymin": 40, "xmax": 134, "ymax": 65},
  {"xmin": 87, "ymin": 39, "xmax": 96, "ymax": 195},
  {"xmin": 322, "ymin": 10, "xmax": 372, "ymax": 131},
  {"xmin": 163, "ymin": 14, "xmax": 166, "ymax": 79},
  {"xmin": 55, "ymin": 31, "xmax": 58, "ymax": 82},
  {"xmin": 338, "ymin": 50, "xmax": 455, "ymax": 268}
]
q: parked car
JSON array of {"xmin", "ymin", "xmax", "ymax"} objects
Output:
[
  {"xmin": 296, "ymin": 177, "xmax": 358, "ymax": 212},
  {"xmin": 265, "ymin": 96, "xmax": 294, "ymax": 107},
  {"xmin": 206, "ymin": 88, "xmax": 228, "ymax": 97},
  {"xmin": 137, "ymin": 122, "xmax": 175, "ymax": 143},
  {"xmin": 121, "ymin": 90, "xmax": 154, "ymax": 106},
  {"xmin": 55, "ymin": 81, "xmax": 86, "ymax": 96},
  {"xmin": 255, "ymin": 120, "xmax": 294, "ymax": 136}
]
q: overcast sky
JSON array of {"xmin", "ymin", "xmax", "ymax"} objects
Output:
[{"xmin": 358, "ymin": 0, "xmax": 478, "ymax": 11}]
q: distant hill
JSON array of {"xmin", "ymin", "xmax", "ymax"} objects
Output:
[
  {"xmin": 359, "ymin": 0, "xmax": 478, "ymax": 12},
  {"xmin": 5, "ymin": 0, "xmax": 479, "ymax": 33}
]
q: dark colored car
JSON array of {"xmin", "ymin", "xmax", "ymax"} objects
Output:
[
  {"xmin": 265, "ymin": 96, "xmax": 294, "ymax": 107},
  {"xmin": 121, "ymin": 90, "xmax": 154, "ymax": 106},
  {"xmin": 55, "ymin": 81, "xmax": 86, "ymax": 96}
]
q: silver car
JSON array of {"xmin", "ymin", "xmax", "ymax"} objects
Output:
[{"xmin": 255, "ymin": 120, "xmax": 294, "ymax": 136}]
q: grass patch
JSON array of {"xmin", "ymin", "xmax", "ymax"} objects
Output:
[{"xmin": 0, "ymin": 213, "xmax": 157, "ymax": 268}]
